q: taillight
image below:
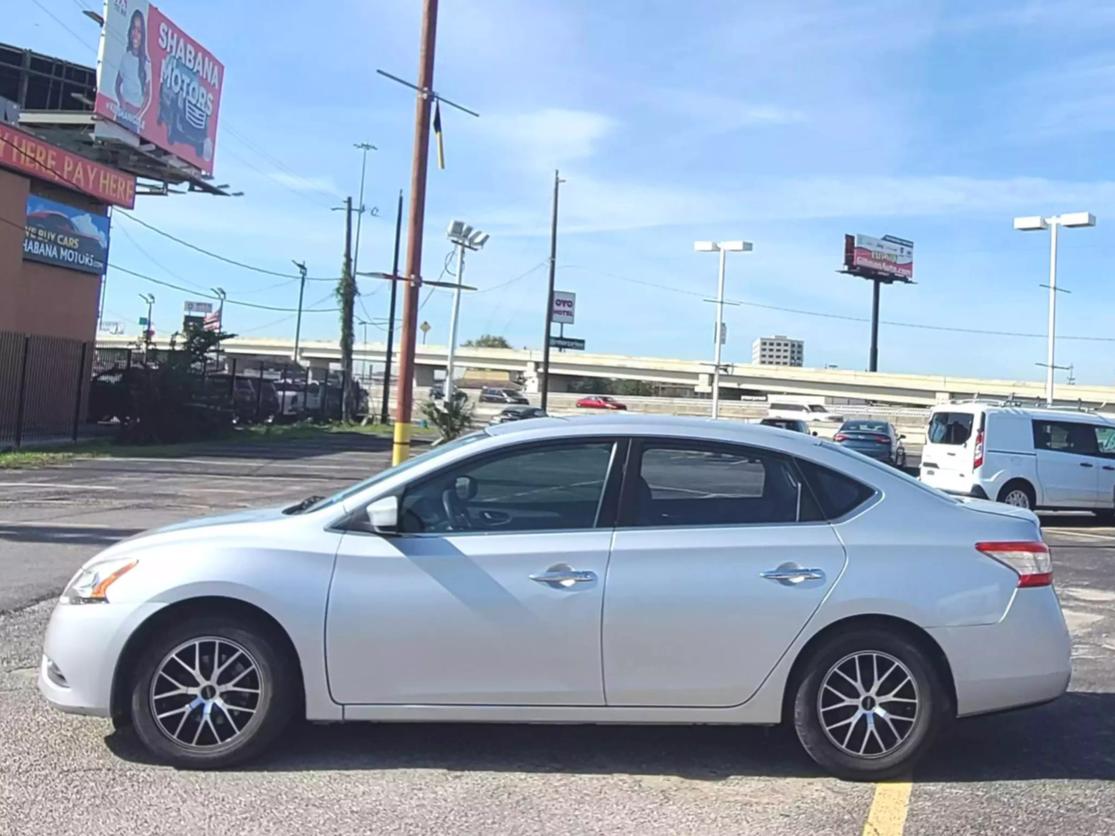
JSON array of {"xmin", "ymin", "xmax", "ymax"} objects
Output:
[
  {"xmin": 973, "ymin": 429, "xmax": 985, "ymax": 469},
  {"xmin": 976, "ymin": 541, "xmax": 1052, "ymax": 587},
  {"xmin": 874, "ymin": 435, "xmax": 890, "ymax": 444},
  {"xmin": 834, "ymin": 433, "xmax": 847, "ymax": 441}
]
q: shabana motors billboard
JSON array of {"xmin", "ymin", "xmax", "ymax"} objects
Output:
[
  {"xmin": 843, "ymin": 234, "xmax": 914, "ymax": 283},
  {"xmin": 94, "ymin": 0, "xmax": 224, "ymax": 175},
  {"xmin": 23, "ymin": 195, "xmax": 112, "ymax": 275}
]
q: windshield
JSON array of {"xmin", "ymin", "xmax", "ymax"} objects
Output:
[
  {"xmin": 809, "ymin": 404, "xmax": 829, "ymax": 413},
  {"xmin": 301, "ymin": 432, "xmax": 488, "ymax": 512}
]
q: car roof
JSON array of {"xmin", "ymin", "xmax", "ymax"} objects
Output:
[
  {"xmin": 485, "ymin": 413, "xmax": 824, "ymax": 452},
  {"xmin": 931, "ymin": 403, "xmax": 1115, "ymax": 426}
]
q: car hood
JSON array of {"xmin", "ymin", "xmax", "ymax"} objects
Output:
[
  {"xmin": 958, "ymin": 496, "xmax": 1040, "ymax": 525},
  {"xmin": 153, "ymin": 506, "xmax": 292, "ymax": 534}
]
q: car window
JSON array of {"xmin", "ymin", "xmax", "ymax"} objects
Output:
[
  {"xmin": 927, "ymin": 411, "xmax": 973, "ymax": 445},
  {"xmin": 795, "ymin": 459, "xmax": 876, "ymax": 519},
  {"xmin": 1094, "ymin": 425, "xmax": 1115, "ymax": 457},
  {"xmin": 843, "ymin": 421, "xmax": 889, "ymax": 434},
  {"xmin": 1033, "ymin": 420, "xmax": 1098, "ymax": 455},
  {"xmin": 626, "ymin": 442, "xmax": 814, "ymax": 527},
  {"xmin": 400, "ymin": 441, "xmax": 615, "ymax": 534},
  {"xmin": 809, "ymin": 405, "xmax": 829, "ymax": 413}
]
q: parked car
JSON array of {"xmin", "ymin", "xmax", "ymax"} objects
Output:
[
  {"xmin": 39, "ymin": 415, "xmax": 1069, "ymax": 780},
  {"xmin": 920, "ymin": 402, "xmax": 1115, "ymax": 513},
  {"xmin": 490, "ymin": 405, "xmax": 548, "ymax": 425},
  {"xmin": 205, "ymin": 374, "xmax": 279, "ymax": 424},
  {"xmin": 576, "ymin": 395, "xmax": 627, "ymax": 410},
  {"xmin": 834, "ymin": 420, "xmax": 907, "ymax": 467},
  {"xmin": 767, "ymin": 398, "xmax": 844, "ymax": 424},
  {"xmin": 480, "ymin": 387, "xmax": 529, "ymax": 404},
  {"xmin": 759, "ymin": 417, "xmax": 814, "ymax": 435}
]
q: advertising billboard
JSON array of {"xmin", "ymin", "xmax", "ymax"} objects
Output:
[
  {"xmin": 0, "ymin": 123, "xmax": 136, "ymax": 207},
  {"xmin": 94, "ymin": 0, "xmax": 224, "ymax": 175},
  {"xmin": 23, "ymin": 195, "xmax": 111, "ymax": 275},
  {"xmin": 842, "ymin": 234, "xmax": 914, "ymax": 283},
  {"xmin": 552, "ymin": 290, "xmax": 576, "ymax": 325}
]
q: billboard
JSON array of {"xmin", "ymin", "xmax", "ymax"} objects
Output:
[
  {"xmin": 0, "ymin": 123, "xmax": 136, "ymax": 207},
  {"xmin": 552, "ymin": 290, "xmax": 576, "ymax": 325},
  {"xmin": 94, "ymin": 0, "xmax": 224, "ymax": 175},
  {"xmin": 23, "ymin": 195, "xmax": 111, "ymax": 275},
  {"xmin": 842, "ymin": 234, "xmax": 914, "ymax": 283}
]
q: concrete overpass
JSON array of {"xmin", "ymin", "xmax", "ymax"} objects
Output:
[{"xmin": 95, "ymin": 333, "xmax": 1115, "ymax": 408}]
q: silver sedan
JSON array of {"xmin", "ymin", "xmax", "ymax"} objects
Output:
[{"xmin": 39, "ymin": 415, "xmax": 1071, "ymax": 780}]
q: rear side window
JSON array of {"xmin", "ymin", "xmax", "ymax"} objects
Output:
[
  {"xmin": 796, "ymin": 459, "xmax": 876, "ymax": 519},
  {"xmin": 1032, "ymin": 420, "xmax": 1098, "ymax": 455},
  {"xmin": 927, "ymin": 412, "xmax": 973, "ymax": 445}
]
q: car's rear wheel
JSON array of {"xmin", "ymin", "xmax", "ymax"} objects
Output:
[
  {"xmin": 792, "ymin": 628, "xmax": 949, "ymax": 780},
  {"xmin": 129, "ymin": 615, "xmax": 296, "ymax": 768},
  {"xmin": 998, "ymin": 480, "xmax": 1035, "ymax": 510}
]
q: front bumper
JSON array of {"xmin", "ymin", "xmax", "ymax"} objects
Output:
[
  {"xmin": 38, "ymin": 599, "xmax": 165, "ymax": 717},
  {"xmin": 927, "ymin": 587, "xmax": 1071, "ymax": 717}
]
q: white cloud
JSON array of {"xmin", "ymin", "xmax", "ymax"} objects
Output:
[{"xmin": 480, "ymin": 108, "xmax": 617, "ymax": 169}]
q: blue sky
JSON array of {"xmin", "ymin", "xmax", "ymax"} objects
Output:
[{"xmin": 15, "ymin": 0, "xmax": 1115, "ymax": 382}]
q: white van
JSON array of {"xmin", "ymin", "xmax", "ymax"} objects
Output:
[
  {"xmin": 766, "ymin": 396, "xmax": 844, "ymax": 424},
  {"xmin": 919, "ymin": 402, "xmax": 1115, "ymax": 513}
]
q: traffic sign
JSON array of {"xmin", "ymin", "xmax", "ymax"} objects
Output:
[{"xmin": 549, "ymin": 336, "xmax": 585, "ymax": 351}]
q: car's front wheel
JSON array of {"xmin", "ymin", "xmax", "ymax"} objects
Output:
[
  {"xmin": 129, "ymin": 615, "xmax": 297, "ymax": 768},
  {"xmin": 792, "ymin": 627, "xmax": 949, "ymax": 780}
]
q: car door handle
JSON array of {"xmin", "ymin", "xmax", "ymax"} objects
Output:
[
  {"xmin": 529, "ymin": 565, "xmax": 597, "ymax": 589},
  {"xmin": 1080, "ymin": 462, "xmax": 1095, "ymax": 468},
  {"xmin": 1104, "ymin": 466, "xmax": 1115, "ymax": 472},
  {"xmin": 761, "ymin": 564, "xmax": 826, "ymax": 586}
]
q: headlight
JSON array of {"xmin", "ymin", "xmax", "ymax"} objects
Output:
[{"xmin": 60, "ymin": 558, "xmax": 138, "ymax": 605}]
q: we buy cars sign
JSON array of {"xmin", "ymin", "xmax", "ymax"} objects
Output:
[{"xmin": 94, "ymin": 0, "xmax": 224, "ymax": 174}]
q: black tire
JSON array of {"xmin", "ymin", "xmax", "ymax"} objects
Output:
[
  {"xmin": 997, "ymin": 480, "xmax": 1035, "ymax": 510},
  {"xmin": 129, "ymin": 614, "xmax": 297, "ymax": 769},
  {"xmin": 792, "ymin": 627, "xmax": 950, "ymax": 781}
]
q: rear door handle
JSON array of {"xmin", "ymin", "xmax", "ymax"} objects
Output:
[
  {"xmin": 1080, "ymin": 462, "xmax": 1095, "ymax": 468},
  {"xmin": 1104, "ymin": 466, "xmax": 1115, "ymax": 472},
  {"xmin": 761, "ymin": 563, "xmax": 826, "ymax": 586},
  {"xmin": 530, "ymin": 564, "xmax": 597, "ymax": 589}
]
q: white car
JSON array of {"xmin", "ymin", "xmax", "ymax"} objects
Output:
[
  {"xmin": 39, "ymin": 415, "xmax": 1070, "ymax": 780},
  {"xmin": 920, "ymin": 402, "xmax": 1115, "ymax": 513},
  {"xmin": 767, "ymin": 399, "xmax": 845, "ymax": 424}
]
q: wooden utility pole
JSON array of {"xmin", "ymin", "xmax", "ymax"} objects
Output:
[
  {"xmin": 393, "ymin": 0, "xmax": 439, "ymax": 465},
  {"xmin": 539, "ymin": 169, "xmax": 562, "ymax": 411},
  {"xmin": 340, "ymin": 195, "xmax": 355, "ymax": 422}
]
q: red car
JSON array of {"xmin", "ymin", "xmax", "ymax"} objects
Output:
[{"xmin": 575, "ymin": 395, "xmax": 627, "ymax": 410}]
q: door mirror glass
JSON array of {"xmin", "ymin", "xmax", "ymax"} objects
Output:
[
  {"xmin": 454, "ymin": 475, "xmax": 477, "ymax": 500},
  {"xmin": 899, "ymin": 434, "xmax": 906, "ymax": 440},
  {"xmin": 365, "ymin": 496, "xmax": 399, "ymax": 533}
]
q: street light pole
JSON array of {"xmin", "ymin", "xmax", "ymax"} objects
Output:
[
  {"xmin": 712, "ymin": 246, "xmax": 727, "ymax": 419},
  {"xmin": 291, "ymin": 260, "xmax": 308, "ymax": 364},
  {"xmin": 210, "ymin": 286, "xmax": 226, "ymax": 369},
  {"xmin": 539, "ymin": 169, "xmax": 563, "ymax": 411},
  {"xmin": 352, "ymin": 142, "xmax": 377, "ymax": 280},
  {"xmin": 445, "ymin": 242, "xmax": 465, "ymax": 401},
  {"xmin": 139, "ymin": 293, "xmax": 154, "ymax": 359}
]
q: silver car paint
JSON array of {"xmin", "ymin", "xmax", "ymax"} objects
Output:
[{"xmin": 39, "ymin": 415, "xmax": 1070, "ymax": 728}]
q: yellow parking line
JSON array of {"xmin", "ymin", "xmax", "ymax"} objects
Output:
[{"xmin": 862, "ymin": 781, "xmax": 912, "ymax": 836}]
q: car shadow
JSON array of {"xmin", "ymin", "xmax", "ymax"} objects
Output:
[
  {"xmin": 105, "ymin": 691, "xmax": 1115, "ymax": 782},
  {"xmin": 0, "ymin": 524, "xmax": 143, "ymax": 546}
]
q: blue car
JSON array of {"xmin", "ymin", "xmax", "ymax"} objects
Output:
[{"xmin": 834, "ymin": 419, "xmax": 907, "ymax": 468}]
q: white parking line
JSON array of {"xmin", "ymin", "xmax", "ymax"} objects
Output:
[{"xmin": 0, "ymin": 482, "xmax": 117, "ymax": 491}]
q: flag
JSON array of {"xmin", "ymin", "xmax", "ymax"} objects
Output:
[
  {"xmin": 203, "ymin": 311, "xmax": 221, "ymax": 332},
  {"xmin": 433, "ymin": 99, "xmax": 445, "ymax": 170}
]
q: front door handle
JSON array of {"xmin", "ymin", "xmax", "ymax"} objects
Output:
[
  {"xmin": 530, "ymin": 564, "xmax": 597, "ymax": 589},
  {"xmin": 1080, "ymin": 462, "xmax": 1095, "ymax": 468},
  {"xmin": 1104, "ymin": 465, "xmax": 1115, "ymax": 472},
  {"xmin": 761, "ymin": 563, "xmax": 826, "ymax": 586}
]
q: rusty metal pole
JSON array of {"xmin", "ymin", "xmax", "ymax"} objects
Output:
[{"xmin": 393, "ymin": 0, "xmax": 439, "ymax": 466}]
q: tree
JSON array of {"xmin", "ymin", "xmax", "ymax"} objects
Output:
[
  {"xmin": 463, "ymin": 334, "xmax": 512, "ymax": 349},
  {"xmin": 420, "ymin": 390, "xmax": 474, "ymax": 441}
]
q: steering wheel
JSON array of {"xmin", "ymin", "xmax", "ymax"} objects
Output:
[{"xmin": 441, "ymin": 488, "xmax": 473, "ymax": 531}]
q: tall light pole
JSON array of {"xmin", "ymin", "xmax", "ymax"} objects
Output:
[
  {"xmin": 444, "ymin": 221, "xmax": 489, "ymax": 400},
  {"xmin": 357, "ymin": 317, "xmax": 371, "ymax": 382},
  {"xmin": 539, "ymin": 169, "xmax": 564, "ymax": 411},
  {"xmin": 694, "ymin": 240, "xmax": 752, "ymax": 418},
  {"xmin": 210, "ymin": 286, "xmax": 226, "ymax": 368},
  {"xmin": 138, "ymin": 293, "xmax": 154, "ymax": 359},
  {"xmin": 291, "ymin": 260, "xmax": 308, "ymax": 363},
  {"xmin": 352, "ymin": 142, "xmax": 377, "ymax": 279},
  {"xmin": 1013, "ymin": 212, "xmax": 1096, "ymax": 406}
]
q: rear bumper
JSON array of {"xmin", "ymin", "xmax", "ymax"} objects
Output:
[{"xmin": 927, "ymin": 587, "xmax": 1071, "ymax": 717}]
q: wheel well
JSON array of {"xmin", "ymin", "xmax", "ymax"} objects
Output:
[
  {"xmin": 109, "ymin": 596, "xmax": 305, "ymax": 726},
  {"xmin": 782, "ymin": 614, "xmax": 958, "ymax": 721},
  {"xmin": 998, "ymin": 478, "xmax": 1035, "ymax": 504}
]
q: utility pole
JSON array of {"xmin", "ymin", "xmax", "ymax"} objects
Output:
[
  {"xmin": 352, "ymin": 142, "xmax": 377, "ymax": 279},
  {"xmin": 380, "ymin": 189, "xmax": 404, "ymax": 425},
  {"xmin": 539, "ymin": 169, "xmax": 563, "ymax": 411},
  {"xmin": 394, "ymin": 0, "xmax": 439, "ymax": 465},
  {"xmin": 338, "ymin": 196, "xmax": 356, "ymax": 422},
  {"xmin": 211, "ymin": 286, "xmax": 227, "ymax": 369},
  {"xmin": 139, "ymin": 293, "xmax": 154, "ymax": 360},
  {"xmin": 291, "ymin": 260, "xmax": 308, "ymax": 363}
]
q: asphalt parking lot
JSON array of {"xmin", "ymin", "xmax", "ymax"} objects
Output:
[{"xmin": 1, "ymin": 435, "xmax": 1113, "ymax": 835}]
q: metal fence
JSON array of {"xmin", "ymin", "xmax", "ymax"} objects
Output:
[{"xmin": 0, "ymin": 330, "xmax": 90, "ymax": 450}]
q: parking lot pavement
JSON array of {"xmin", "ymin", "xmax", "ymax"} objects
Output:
[{"xmin": 0, "ymin": 444, "xmax": 1113, "ymax": 835}]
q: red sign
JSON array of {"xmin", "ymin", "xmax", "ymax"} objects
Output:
[
  {"xmin": 94, "ymin": 0, "xmax": 224, "ymax": 175},
  {"xmin": 0, "ymin": 124, "xmax": 136, "ymax": 208}
]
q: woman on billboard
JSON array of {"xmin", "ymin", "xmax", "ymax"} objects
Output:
[{"xmin": 114, "ymin": 8, "xmax": 151, "ymax": 125}]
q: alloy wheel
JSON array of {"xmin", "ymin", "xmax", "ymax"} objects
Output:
[
  {"xmin": 1003, "ymin": 489, "xmax": 1031, "ymax": 509},
  {"xmin": 149, "ymin": 636, "xmax": 263, "ymax": 749},
  {"xmin": 817, "ymin": 651, "xmax": 919, "ymax": 759}
]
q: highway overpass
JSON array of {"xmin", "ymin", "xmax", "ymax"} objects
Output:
[{"xmin": 95, "ymin": 333, "xmax": 1115, "ymax": 408}]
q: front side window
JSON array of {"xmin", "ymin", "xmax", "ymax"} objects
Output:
[
  {"xmin": 400, "ymin": 441, "xmax": 615, "ymax": 533},
  {"xmin": 927, "ymin": 411, "xmax": 974, "ymax": 445},
  {"xmin": 1094, "ymin": 425, "xmax": 1115, "ymax": 457},
  {"xmin": 626, "ymin": 442, "xmax": 814, "ymax": 527}
]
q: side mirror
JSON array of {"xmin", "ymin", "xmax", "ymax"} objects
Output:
[
  {"xmin": 365, "ymin": 496, "xmax": 399, "ymax": 534},
  {"xmin": 812, "ymin": 431, "xmax": 818, "ymax": 437},
  {"xmin": 899, "ymin": 434, "xmax": 907, "ymax": 440}
]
